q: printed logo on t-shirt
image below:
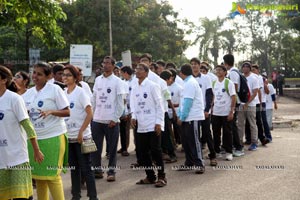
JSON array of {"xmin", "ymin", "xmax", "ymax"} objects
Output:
[
  {"xmin": 222, "ymin": 88, "xmax": 226, "ymax": 93},
  {"xmin": 107, "ymin": 88, "xmax": 112, "ymax": 93},
  {"xmin": 38, "ymin": 101, "xmax": 43, "ymax": 107},
  {"xmin": 70, "ymin": 102, "xmax": 75, "ymax": 109},
  {"xmin": 0, "ymin": 139, "xmax": 8, "ymax": 146},
  {"xmin": 0, "ymin": 112, "xmax": 4, "ymax": 120},
  {"xmin": 129, "ymin": 87, "xmax": 132, "ymax": 91},
  {"xmin": 171, "ymin": 92, "xmax": 174, "ymax": 96},
  {"xmin": 143, "ymin": 93, "xmax": 148, "ymax": 98}
]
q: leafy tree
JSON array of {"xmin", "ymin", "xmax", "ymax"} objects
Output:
[{"xmin": 0, "ymin": 0, "xmax": 66, "ymax": 62}]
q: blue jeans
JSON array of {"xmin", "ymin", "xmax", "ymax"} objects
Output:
[
  {"xmin": 91, "ymin": 121, "xmax": 119, "ymax": 175},
  {"xmin": 68, "ymin": 142, "xmax": 98, "ymax": 200}
]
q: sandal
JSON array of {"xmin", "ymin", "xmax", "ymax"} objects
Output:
[
  {"xmin": 210, "ymin": 159, "xmax": 217, "ymax": 166},
  {"xmin": 155, "ymin": 178, "xmax": 167, "ymax": 187},
  {"xmin": 136, "ymin": 178, "xmax": 155, "ymax": 185}
]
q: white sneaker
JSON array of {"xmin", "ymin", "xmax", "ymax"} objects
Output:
[
  {"xmin": 216, "ymin": 153, "xmax": 223, "ymax": 158},
  {"xmin": 233, "ymin": 150, "xmax": 245, "ymax": 157},
  {"xmin": 225, "ymin": 153, "xmax": 233, "ymax": 161}
]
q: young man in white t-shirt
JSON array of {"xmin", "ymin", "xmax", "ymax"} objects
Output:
[
  {"xmin": 119, "ymin": 66, "xmax": 134, "ymax": 156},
  {"xmin": 251, "ymin": 65, "xmax": 272, "ymax": 142},
  {"xmin": 223, "ymin": 54, "xmax": 244, "ymax": 157},
  {"xmin": 211, "ymin": 65, "xmax": 236, "ymax": 161},
  {"xmin": 91, "ymin": 56, "xmax": 126, "ymax": 182},
  {"xmin": 237, "ymin": 62, "xmax": 259, "ymax": 151},
  {"xmin": 176, "ymin": 64, "xmax": 205, "ymax": 174},
  {"xmin": 190, "ymin": 57, "xmax": 217, "ymax": 166},
  {"xmin": 167, "ymin": 68, "xmax": 183, "ymax": 146}
]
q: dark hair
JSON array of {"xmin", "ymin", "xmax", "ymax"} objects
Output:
[
  {"xmin": 166, "ymin": 62, "xmax": 177, "ymax": 69},
  {"xmin": 150, "ymin": 63, "xmax": 158, "ymax": 70},
  {"xmin": 52, "ymin": 64, "xmax": 65, "ymax": 75},
  {"xmin": 156, "ymin": 60, "xmax": 166, "ymax": 67},
  {"xmin": 190, "ymin": 57, "xmax": 201, "ymax": 65},
  {"xmin": 215, "ymin": 65, "xmax": 227, "ymax": 72},
  {"xmin": 180, "ymin": 64, "xmax": 193, "ymax": 76},
  {"xmin": 139, "ymin": 53, "xmax": 152, "ymax": 62},
  {"xmin": 200, "ymin": 65, "xmax": 209, "ymax": 72},
  {"xmin": 137, "ymin": 63, "xmax": 149, "ymax": 73},
  {"xmin": 17, "ymin": 71, "xmax": 30, "ymax": 87},
  {"xmin": 223, "ymin": 54, "xmax": 234, "ymax": 66},
  {"xmin": 160, "ymin": 70, "xmax": 172, "ymax": 81},
  {"xmin": 104, "ymin": 56, "xmax": 116, "ymax": 65},
  {"xmin": 242, "ymin": 62, "xmax": 252, "ymax": 69},
  {"xmin": 34, "ymin": 62, "xmax": 52, "ymax": 76},
  {"xmin": 168, "ymin": 68, "xmax": 177, "ymax": 79},
  {"xmin": 120, "ymin": 66, "xmax": 133, "ymax": 75},
  {"xmin": 64, "ymin": 64, "xmax": 80, "ymax": 84},
  {"xmin": 251, "ymin": 64, "xmax": 259, "ymax": 70},
  {"xmin": 0, "ymin": 65, "xmax": 13, "ymax": 88}
]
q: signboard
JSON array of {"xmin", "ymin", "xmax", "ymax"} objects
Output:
[
  {"xmin": 121, "ymin": 50, "xmax": 132, "ymax": 67},
  {"xmin": 70, "ymin": 44, "xmax": 93, "ymax": 76},
  {"xmin": 29, "ymin": 48, "xmax": 40, "ymax": 66}
]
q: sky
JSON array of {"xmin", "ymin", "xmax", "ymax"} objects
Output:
[{"xmin": 166, "ymin": 0, "xmax": 233, "ymax": 59}]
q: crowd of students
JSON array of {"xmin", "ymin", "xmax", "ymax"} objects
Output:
[{"xmin": 0, "ymin": 52, "xmax": 278, "ymax": 199}]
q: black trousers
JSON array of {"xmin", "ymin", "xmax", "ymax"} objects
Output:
[
  {"xmin": 136, "ymin": 132, "xmax": 165, "ymax": 181},
  {"xmin": 181, "ymin": 120, "xmax": 204, "ymax": 167},
  {"xmin": 212, "ymin": 115, "xmax": 233, "ymax": 154},
  {"xmin": 161, "ymin": 112, "xmax": 176, "ymax": 158},
  {"xmin": 199, "ymin": 115, "xmax": 216, "ymax": 159},
  {"xmin": 120, "ymin": 115, "xmax": 131, "ymax": 151}
]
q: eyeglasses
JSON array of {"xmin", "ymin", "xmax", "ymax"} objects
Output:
[{"xmin": 62, "ymin": 73, "xmax": 73, "ymax": 77}]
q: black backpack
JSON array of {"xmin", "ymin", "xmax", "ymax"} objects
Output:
[{"xmin": 230, "ymin": 69, "xmax": 250, "ymax": 103}]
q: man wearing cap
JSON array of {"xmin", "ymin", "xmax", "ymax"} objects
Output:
[{"xmin": 238, "ymin": 62, "xmax": 259, "ymax": 151}]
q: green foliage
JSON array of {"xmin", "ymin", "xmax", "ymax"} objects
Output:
[{"xmin": 0, "ymin": 0, "xmax": 66, "ymax": 48}]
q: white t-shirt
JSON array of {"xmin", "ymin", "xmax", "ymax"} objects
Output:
[
  {"xmin": 64, "ymin": 86, "xmax": 92, "ymax": 139},
  {"xmin": 175, "ymin": 75, "xmax": 184, "ymax": 87},
  {"xmin": 266, "ymin": 83, "xmax": 276, "ymax": 109},
  {"xmin": 23, "ymin": 83, "xmax": 69, "ymax": 140},
  {"xmin": 131, "ymin": 78, "xmax": 164, "ymax": 133},
  {"xmin": 228, "ymin": 67, "xmax": 241, "ymax": 103},
  {"xmin": 246, "ymin": 73, "xmax": 260, "ymax": 106},
  {"xmin": 258, "ymin": 75, "xmax": 267, "ymax": 103},
  {"xmin": 168, "ymin": 82, "xmax": 183, "ymax": 118},
  {"xmin": 212, "ymin": 79, "xmax": 236, "ymax": 116},
  {"xmin": 194, "ymin": 73, "xmax": 212, "ymax": 109},
  {"xmin": 92, "ymin": 74, "xmax": 126, "ymax": 121},
  {"xmin": 0, "ymin": 90, "xmax": 30, "ymax": 169},
  {"xmin": 180, "ymin": 76, "xmax": 205, "ymax": 121},
  {"xmin": 208, "ymin": 72, "xmax": 217, "ymax": 84},
  {"xmin": 123, "ymin": 77, "xmax": 134, "ymax": 115},
  {"xmin": 80, "ymin": 81, "xmax": 93, "ymax": 99}
]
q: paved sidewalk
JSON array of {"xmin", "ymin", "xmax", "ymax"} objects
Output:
[{"xmin": 33, "ymin": 96, "xmax": 300, "ymax": 200}]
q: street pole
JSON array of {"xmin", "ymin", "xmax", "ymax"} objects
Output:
[{"xmin": 109, "ymin": 0, "xmax": 112, "ymax": 56}]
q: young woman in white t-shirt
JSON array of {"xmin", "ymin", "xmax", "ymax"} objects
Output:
[
  {"xmin": 63, "ymin": 65, "xmax": 98, "ymax": 200},
  {"xmin": 23, "ymin": 62, "xmax": 70, "ymax": 200},
  {"xmin": 0, "ymin": 65, "xmax": 44, "ymax": 200}
]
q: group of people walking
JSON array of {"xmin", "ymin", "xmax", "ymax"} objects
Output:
[{"xmin": 0, "ymin": 52, "xmax": 278, "ymax": 199}]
